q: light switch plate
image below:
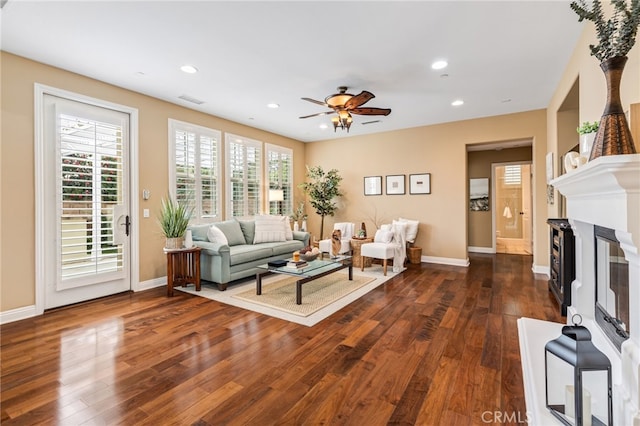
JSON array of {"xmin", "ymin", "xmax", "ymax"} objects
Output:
[{"xmin": 143, "ymin": 209, "xmax": 150, "ymax": 218}]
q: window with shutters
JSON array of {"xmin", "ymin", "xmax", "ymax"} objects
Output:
[
  {"xmin": 169, "ymin": 119, "xmax": 221, "ymax": 223},
  {"xmin": 225, "ymin": 134, "xmax": 262, "ymax": 218},
  {"xmin": 266, "ymin": 144, "xmax": 293, "ymax": 216},
  {"xmin": 504, "ymin": 165, "xmax": 522, "ymax": 185}
]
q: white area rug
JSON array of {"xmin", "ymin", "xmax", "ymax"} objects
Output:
[{"xmin": 176, "ymin": 264, "xmax": 401, "ymax": 326}]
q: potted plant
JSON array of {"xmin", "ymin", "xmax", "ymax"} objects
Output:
[
  {"xmin": 299, "ymin": 165, "xmax": 343, "ymax": 240},
  {"xmin": 158, "ymin": 195, "xmax": 193, "ymax": 249},
  {"xmin": 577, "ymin": 120, "xmax": 599, "ymax": 160},
  {"xmin": 570, "ymin": 0, "xmax": 640, "ymax": 158}
]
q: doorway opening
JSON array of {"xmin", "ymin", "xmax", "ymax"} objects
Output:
[{"xmin": 493, "ymin": 162, "xmax": 532, "ymax": 255}]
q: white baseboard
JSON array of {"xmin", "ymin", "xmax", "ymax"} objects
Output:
[
  {"xmin": 531, "ymin": 264, "xmax": 550, "ymax": 277},
  {"xmin": 423, "ymin": 255, "xmax": 470, "ymax": 267},
  {"xmin": 1, "ymin": 278, "xmax": 167, "ymax": 325},
  {"xmin": 468, "ymin": 246, "xmax": 496, "ymax": 254},
  {"xmin": 0, "ymin": 304, "xmax": 40, "ymax": 325},
  {"xmin": 137, "ymin": 276, "xmax": 166, "ymax": 292}
]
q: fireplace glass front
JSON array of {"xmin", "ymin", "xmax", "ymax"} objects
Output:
[{"xmin": 595, "ymin": 225, "xmax": 630, "ymax": 351}]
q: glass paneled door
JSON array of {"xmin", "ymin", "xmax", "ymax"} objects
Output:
[
  {"xmin": 494, "ymin": 163, "xmax": 532, "ymax": 255},
  {"xmin": 42, "ymin": 94, "xmax": 131, "ymax": 309}
]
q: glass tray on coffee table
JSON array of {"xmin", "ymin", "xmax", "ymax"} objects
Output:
[{"xmin": 256, "ymin": 255, "xmax": 352, "ymax": 305}]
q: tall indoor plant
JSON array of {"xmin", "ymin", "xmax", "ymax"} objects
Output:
[
  {"xmin": 158, "ymin": 195, "xmax": 193, "ymax": 249},
  {"xmin": 570, "ymin": 0, "xmax": 640, "ymax": 158},
  {"xmin": 299, "ymin": 166, "xmax": 343, "ymax": 240}
]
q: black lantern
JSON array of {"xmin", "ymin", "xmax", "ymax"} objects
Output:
[{"xmin": 545, "ymin": 315, "xmax": 612, "ymax": 426}]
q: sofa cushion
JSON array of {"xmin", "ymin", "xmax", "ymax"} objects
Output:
[
  {"xmin": 215, "ymin": 219, "xmax": 246, "ymax": 246},
  {"xmin": 253, "ymin": 215, "xmax": 287, "ymax": 244},
  {"xmin": 265, "ymin": 240, "xmax": 305, "ymax": 256},
  {"xmin": 284, "ymin": 216, "xmax": 293, "ymax": 240},
  {"xmin": 228, "ymin": 244, "xmax": 274, "ymax": 266},
  {"xmin": 238, "ymin": 220, "xmax": 255, "ymax": 245},
  {"xmin": 207, "ymin": 225, "xmax": 228, "ymax": 245}
]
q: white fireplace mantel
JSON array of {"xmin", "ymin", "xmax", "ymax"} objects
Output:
[{"xmin": 519, "ymin": 154, "xmax": 640, "ymax": 425}]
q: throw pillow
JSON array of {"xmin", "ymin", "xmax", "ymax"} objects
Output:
[
  {"xmin": 374, "ymin": 229, "xmax": 393, "ymax": 244},
  {"xmin": 253, "ymin": 215, "xmax": 287, "ymax": 244},
  {"xmin": 396, "ymin": 218, "xmax": 419, "ymax": 243},
  {"xmin": 207, "ymin": 225, "xmax": 229, "ymax": 245},
  {"xmin": 284, "ymin": 216, "xmax": 293, "ymax": 240},
  {"xmin": 238, "ymin": 220, "xmax": 256, "ymax": 245},
  {"xmin": 214, "ymin": 219, "xmax": 246, "ymax": 246}
]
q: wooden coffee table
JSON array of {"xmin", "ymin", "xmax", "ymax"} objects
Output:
[{"xmin": 256, "ymin": 256, "xmax": 352, "ymax": 305}]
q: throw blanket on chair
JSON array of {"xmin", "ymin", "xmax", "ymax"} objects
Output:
[{"xmin": 392, "ymin": 222, "xmax": 407, "ymax": 272}]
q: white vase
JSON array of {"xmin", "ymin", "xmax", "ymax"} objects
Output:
[
  {"xmin": 301, "ymin": 220, "xmax": 307, "ymax": 232},
  {"xmin": 293, "ymin": 222, "xmax": 299, "ymax": 232},
  {"xmin": 580, "ymin": 133, "xmax": 596, "ymax": 160},
  {"xmin": 184, "ymin": 230, "xmax": 193, "ymax": 248}
]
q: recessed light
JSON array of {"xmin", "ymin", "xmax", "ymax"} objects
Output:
[
  {"xmin": 431, "ymin": 60, "xmax": 448, "ymax": 70},
  {"xmin": 180, "ymin": 64, "xmax": 198, "ymax": 74},
  {"xmin": 319, "ymin": 123, "xmax": 328, "ymax": 130},
  {"xmin": 452, "ymin": 99, "xmax": 464, "ymax": 106},
  {"xmin": 266, "ymin": 103, "xmax": 279, "ymax": 109},
  {"xmin": 501, "ymin": 98, "xmax": 512, "ymax": 103}
]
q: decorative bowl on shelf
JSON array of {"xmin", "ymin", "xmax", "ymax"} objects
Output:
[{"xmin": 299, "ymin": 252, "xmax": 319, "ymax": 262}]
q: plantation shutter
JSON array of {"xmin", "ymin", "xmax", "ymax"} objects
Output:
[
  {"xmin": 56, "ymin": 107, "xmax": 126, "ymax": 287},
  {"xmin": 266, "ymin": 144, "xmax": 293, "ymax": 215},
  {"xmin": 226, "ymin": 134, "xmax": 262, "ymax": 218},
  {"xmin": 170, "ymin": 120, "xmax": 221, "ymax": 222}
]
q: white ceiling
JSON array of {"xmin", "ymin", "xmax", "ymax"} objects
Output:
[{"xmin": 1, "ymin": 0, "xmax": 584, "ymax": 143}]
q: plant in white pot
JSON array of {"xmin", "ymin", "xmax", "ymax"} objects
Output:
[
  {"xmin": 158, "ymin": 196, "xmax": 193, "ymax": 249},
  {"xmin": 577, "ymin": 120, "xmax": 599, "ymax": 160}
]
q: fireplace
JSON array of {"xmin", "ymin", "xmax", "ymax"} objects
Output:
[
  {"xmin": 594, "ymin": 225, "xmax": 630, "ymax": 351},
  {"xmin": 518, "ymin": 154, "xmax": 640, "ymax": 425}
]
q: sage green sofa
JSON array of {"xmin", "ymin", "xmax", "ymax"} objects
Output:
[{"xmin": 189, "ymin": 218, "xmax": 309, "ymax": 290}]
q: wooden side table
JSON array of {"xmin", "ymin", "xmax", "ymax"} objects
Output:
[
  {"xmin": 350, "ymin": 237, "xmax": 373, "ymax": 268},
  {"xmin": 164, "ymin": 246, "xmax": 201, "ymax": 297}
]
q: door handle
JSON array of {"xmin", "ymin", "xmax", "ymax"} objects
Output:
[{"xmin": 125, "ymin": 215, "xmax": 131, "ymax": 236}]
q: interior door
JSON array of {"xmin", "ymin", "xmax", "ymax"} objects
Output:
[{"xmin": 42, "ymin": 94, "xmax": 131, "ymax": 309}]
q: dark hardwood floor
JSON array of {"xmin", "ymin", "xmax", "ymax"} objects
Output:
[{"xmin": 1, "ymin": 254, "xmax": 564, "ymax": 425}]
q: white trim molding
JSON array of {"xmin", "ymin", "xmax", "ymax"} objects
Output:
[
  {"xmin": 468, "ymin": 246, "xmax": 496, "ymax": 254},
  {"xmin": 423, "ymin": 256, "xmax": 470, "ymax": 267}
]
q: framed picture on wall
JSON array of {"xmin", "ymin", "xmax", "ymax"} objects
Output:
[
  {"xmin": 386, "ymin": 175, "xmax": 405, "ymax": 195},
  {"xmin": 364, "ymin": 176, "xmax": 382, "ymax": 196},
  {"xmin": 409, "ymin": 173, "xmax": 431, "ymax": 194},
  {"xmin": 469, "ymin": 178, "xmax": 489, "ymax": 211}
]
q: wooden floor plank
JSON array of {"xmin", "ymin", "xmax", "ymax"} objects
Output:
[{"xmin": 0, "ymin": 254, "xmax": 563, "ymax": 425}]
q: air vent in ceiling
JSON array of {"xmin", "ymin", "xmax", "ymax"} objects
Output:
[
  {"xmin": 178, "ymin": 94, "xmax": 205, "ymax": 105},
  {"xmin": 362, "ymin": 120, "xmax": 381, "ymax": 125}
]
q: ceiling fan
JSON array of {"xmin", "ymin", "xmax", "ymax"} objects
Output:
[{"xmin": 299, "ymin": 86, "xmax": 391, "ymax": 132}]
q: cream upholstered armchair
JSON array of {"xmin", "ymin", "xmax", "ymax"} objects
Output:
[
  {"xmin": 319, "ymin": 222, "xmax": 355, "ymax": 257},
  {"xmin": 360, "ymin": 218, "xmax": 419, "ymax": 275}
]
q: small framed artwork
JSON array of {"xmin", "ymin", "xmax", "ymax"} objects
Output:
[
  {"xmin": 409, "ymin": 173, "xmax": 431, "ymax": 194},
  {"xmin": 469, "ymin": 178, "xmax": 489, "ymax": 211},
  {"xmin": 386, "ymin": 175, "xmax": 405, "ymax": 195},
  {"xmin": 364, "ymin": 176, "xmax": 382, "ymax": 196}
]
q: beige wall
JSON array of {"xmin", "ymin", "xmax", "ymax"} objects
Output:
[
  {"xmin": 467, "ymin": 146, "xmax": 533, "ymax": 248},
  {"xmin": 0, "ymin": 52, "xmax": 306, "ymax": 311},
  {"xmin": 303, "ymin": 109, "xmax": 548, "ymax": 264},
  {"xmin": 3, "ymin": 12, "xmax": 639, "ymax": 315}
]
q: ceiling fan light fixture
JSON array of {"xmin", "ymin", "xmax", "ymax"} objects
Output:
[{"xmin": 332, "ymin": 112, "xmax": 352, "ymax": 132}]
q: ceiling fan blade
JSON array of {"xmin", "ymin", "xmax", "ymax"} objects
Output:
[
  {"xmin": 344, "ymin": 91, "xmax": 375, "ymax": 109},
  {"xmin": 299, "ymin": 111, "xmax": 334, "ymax": 119},
  {"xmin": 350, "ymin": 107, "xmax": 392, "ymax": 116},
  {"xmin": 301, "ymin": 97, "xmax": 329, "ymax": 107}
]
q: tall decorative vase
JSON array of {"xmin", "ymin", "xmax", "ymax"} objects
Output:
[
  {"xmin": 590, "ymin": 56, "xmax": 637, "ymax": 160},
  {"xmin": 301, "ymin": 220, "xmax": 307, "ymax": 232},
  {"xmin": 293, "ymin": 221, "xmax": 299, "ymax": 232}
]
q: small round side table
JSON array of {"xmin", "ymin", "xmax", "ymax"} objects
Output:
[{"xmin": 350, "ymin": 237, "xmax": 373, "ymax": 268}]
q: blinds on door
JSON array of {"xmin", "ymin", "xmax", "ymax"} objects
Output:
[{"xmin": 57, "ymin": 110, "xmax": 125, "ymax": 283}]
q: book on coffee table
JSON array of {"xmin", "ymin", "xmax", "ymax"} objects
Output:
[{"xmin": 286, "ymin": 260, "xmax": 308, "ymax": 269}]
